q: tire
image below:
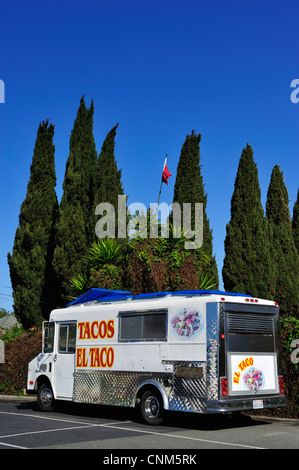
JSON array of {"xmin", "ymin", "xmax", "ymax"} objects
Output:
[
  {"xmin": 37, "ymin": 383, "xmax": 56, "ymax": 412},
  {"xmin": 140, "ymin": 389, "xmax": 164, "ymax": 425}
]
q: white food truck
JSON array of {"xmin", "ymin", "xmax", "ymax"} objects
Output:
[{"xmin": 27, "ymin": 289, "xmax": 286, "ymax": 425}]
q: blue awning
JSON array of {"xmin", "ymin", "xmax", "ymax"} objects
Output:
[
  {"xmin": 67, "ymin": 288, "xmax": 251, "ymax": 307},
  {"xmin": 67, "ymin": 288, "xmax": 132, "ymax": 307}
]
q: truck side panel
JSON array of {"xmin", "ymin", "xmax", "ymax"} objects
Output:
[{"xmin": 73, "ymin": 300, "xmax": 209, "ymax": 412}]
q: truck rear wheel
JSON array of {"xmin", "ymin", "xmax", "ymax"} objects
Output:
[
  {"xmin": 140, "ymin": 389, "xmax": 164, "ymax": 425},
  {"xmin": 37, "ymin": 383, "xmax": 56, "ymax": 412}
]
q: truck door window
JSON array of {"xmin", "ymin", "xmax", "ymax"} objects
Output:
[{"xmin": 58, "ymin": 324, "xmax": 76, "ymax": 353}]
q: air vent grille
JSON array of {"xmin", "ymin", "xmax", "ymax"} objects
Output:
[{"xmin": 227, "ymin": 313, "xmax": 274, "ymax": 335}]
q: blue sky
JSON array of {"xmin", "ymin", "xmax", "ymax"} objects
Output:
[{"xmin": 0, "ymin": 0, "xmax": 298, "ymax": 311}]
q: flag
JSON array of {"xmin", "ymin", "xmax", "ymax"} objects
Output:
[{"xmin": 162, "ymin": 160, "xmax": 172, "ymax": 185}]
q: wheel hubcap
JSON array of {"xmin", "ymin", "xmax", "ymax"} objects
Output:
[
  {"xmin": 40, "ymin": 388, "xmax": 53, "ymax": 406},
  {"xmin": 144, "ymin": 396, "xmax": 160, "ymax": 419}
]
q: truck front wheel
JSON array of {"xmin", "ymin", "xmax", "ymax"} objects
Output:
[{"xmin": 37, "ymin": 383, "xmax": 56, "ymax": 412}]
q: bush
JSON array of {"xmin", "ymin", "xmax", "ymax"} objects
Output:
[
  {"xmin": 280, "ymin": 317, "xmax": 299, "ymax": 418},
  {"xmin": 0, "ymin": 324, "xmax": 26, "ymax": 343},
  {"xmin": 0, "ymin": 329, "xmax": 42, "ymax": 395}
]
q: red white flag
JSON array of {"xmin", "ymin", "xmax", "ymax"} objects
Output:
[{"xmin": 162, "ymin": 158, "xmax": 172, "ymax": 185}]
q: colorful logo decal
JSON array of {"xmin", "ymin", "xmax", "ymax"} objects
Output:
[
  {"xmin": 232, "ymin": 356, "xmax": 266, "ymax": 393},
  {"xmin": 243, "ymin": 367, "xmax": 264, "ymax": 392},
  {"xmin": 171, "ymin": 308, "xmax": 203, "ymax": 339}
]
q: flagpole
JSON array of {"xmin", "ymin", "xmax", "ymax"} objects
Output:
[{"xmin": 156, "ymin": 154, "xmax": 168, "ymax": 213}]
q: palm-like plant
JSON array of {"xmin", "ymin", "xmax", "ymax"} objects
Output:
[
  {"xmin": 68, "ymin": 239, "xmax": 125, "ymax": 299},
  {"xmin": 128, "ymin": 208, "xmax": 167, "ymax": 239},
  {"xmin": 69, "ymin": 273, "xmax": 89, "ymax": 299},
  {"xmin": 199, "ymin": 273, "xmax": 217, "ymax": 290},
  {"xmin": 87, "ymin": 238, "xmax": 124, "ymax": 267},
  {"xmin": 69, "ymin": 273, "xmax": 88, "ymax": 290}
]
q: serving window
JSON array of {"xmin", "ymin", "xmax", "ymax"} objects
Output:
[{"xmin": 118, "ymin": 309, "xmax": 167, "ymax": 342}]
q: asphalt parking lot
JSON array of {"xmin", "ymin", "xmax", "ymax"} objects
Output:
[{"xmin": 0, "ymin": 396, "xmax": 298, "ymax": 451}]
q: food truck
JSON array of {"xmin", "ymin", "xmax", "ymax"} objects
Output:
[{"xmin": 27, "ymin": 289, "xmax": 286, "ymax": 425}]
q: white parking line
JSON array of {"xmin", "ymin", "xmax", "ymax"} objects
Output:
[
  {"xmin": 0, "ymin": 425, "xmax": 97, "ymax": 440},
  {"xmin": 97, "ymin": 423, "xmax": 265, "ymax": 449},
  {"xmin": 0, "ymin": 410, "xmax": 265, "ymax": 449},
  {"xmin": 0, "ymin": 410, "xmax": 96, "ymax": 426},
  {"xmin": 0, "ymin": 441, "xmax": 28, "ymax": 449},
  {"xmin": 0, "ymin": 411, "xmax": 130, "ymax": 427}
]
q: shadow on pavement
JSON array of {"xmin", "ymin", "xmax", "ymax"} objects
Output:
[{"xmin": 16, "ymin": 399, "xmax": 269, "ymax": 432}]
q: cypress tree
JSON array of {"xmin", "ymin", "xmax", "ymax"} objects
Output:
[
  {"xmin": 53, "ymin": 97, "xmax": 98, "ymax": 304},
  {"xmin": 7, "ymin": 121, "xmax": 58, "ymax": 328},
  {"xmin": 292, "ymin": 189, "xmax": 299, "ymax": 253},
  {"xmin": 172, "ymin": 130, "xmax": 219, "ymax": 286},
  {"xmin": 266, "ymin": 165, "xmax": 299, "ymax": 316},
  {"xmin": 222, "ymin": 144, "xmax": 273, "ymax": 298},
  {"xmin": 94, "ymin": 123, "xmax": 125, "ymax": 238}
]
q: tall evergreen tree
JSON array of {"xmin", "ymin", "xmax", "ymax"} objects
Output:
[
  {"xmin": 292, "ymin": 189, "xmax": 299, "ymax": 253},
  {"xmin": 172, "ymin": 130, "xmax": 218, "ymax": 286},
  {"xmin": 53, "ymin": 97, "xmax": 97, "ymax": 304},
  {"xmin": 94, "ymin": 123, "xmax": 125, "ymax": 238},
  {"xmin": 7, "ymin": 121, "xmax": 58, "ymax": 328},
  {"xmin": 266, "ymin": 165, "xmax": 299, "ymax": 316},
  {"xmin": 222, "ymin": 144, "xmax": 273, "ymax": 298}
]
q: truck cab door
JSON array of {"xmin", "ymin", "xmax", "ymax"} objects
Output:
[{"xmin": 53, "ymin": 322, "xmax": 76, "ymax": 400}]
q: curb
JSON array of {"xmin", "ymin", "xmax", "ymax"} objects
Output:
[
  {"xmin": 0, "ymin": 394, "xmax": 36, "ymax": 402},
  {"xmin": 248, "ymin": 414, "xmax": 299, "ymax": 424}
]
